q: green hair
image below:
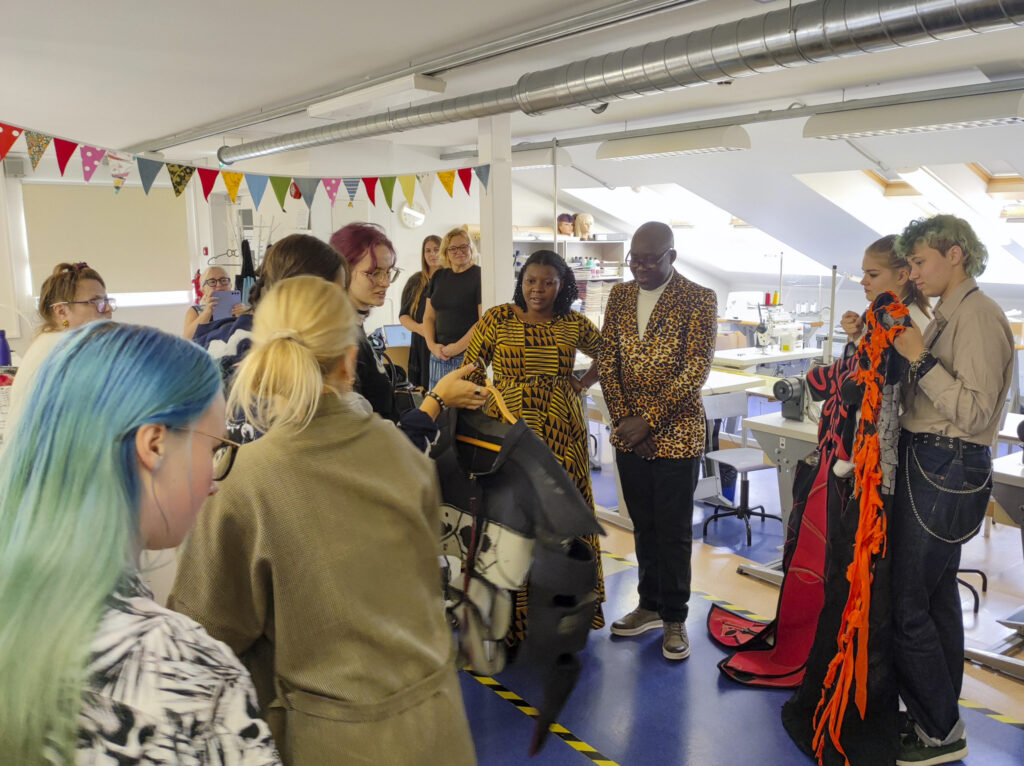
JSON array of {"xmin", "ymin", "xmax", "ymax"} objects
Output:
[
  {"xmin": 895, "ymin": 214, "xmax": 988, "ymax": 277},
  {"xmin": 0, "ymin": 322, "xmax": 220, "ymax": 763}
]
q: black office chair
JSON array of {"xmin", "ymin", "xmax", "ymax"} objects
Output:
[{"xmin": 702, "ymin": 447, "xmax": 784, "ymax": 546}]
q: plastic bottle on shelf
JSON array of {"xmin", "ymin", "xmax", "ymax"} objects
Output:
[{"xmin": 0, "ymin": 330, "xmax": 11, "ymax": 366}]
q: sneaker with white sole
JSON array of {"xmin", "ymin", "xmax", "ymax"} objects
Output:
[
  {"xmin": 896, "ymin": 732, "xmax": 967, "ymax": 766},
  {"xmin": 662, "ymin": 621, "xmax": 690, "ymax": 660},
  {"xmin": 610, "ymin": 607, "xmax": 662, "ymax": 636}
]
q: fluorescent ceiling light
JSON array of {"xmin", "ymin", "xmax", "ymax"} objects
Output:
[
  {"xmin": 307, "ymin": 74, "xmax": 446, "ymax": 119},
  {"xmin": 596, "ymin": 126, "xmax": 750, "ymax": 161},
  {"xmin": 511, "ymin": 147, "xmax": 572, "ymax": 170},
  {"xmin": 803, "ymin": 91, "xmax": 1024, "ymax": 140}
]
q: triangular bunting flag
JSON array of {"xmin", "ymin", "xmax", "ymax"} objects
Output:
[
  {"xmin": 293, "ymin": 177, "xmax": 320, "ymax": 210},
  {"xmin": 222, "ymin": 172, "xmax": 243, "ymax": 203},
  {"xmin": 0, "ymin": 123, "xmax": 23, "ymax": 161},
  {"xmin": 362, "ymin": 177, "xmax": 378, "ymax": 206},
  {"xmin": 80, "ymin": 146, "xmax": 106, "ymax": 182},
  {"xmin": 166, "ymin": 164, "xmax": 195, "ymax": 197},
  {"xmin": 437, "ymin": 170, "xmax": 456, "ymax": 198},
  {"xmin": 108, "ymin": 151, "xmax": 133, "ymax": 193},
  {"xmin": 197, "ymin": 167, "xmax": 220, "ymax": 201},
  {"xmin": 136, "ymin": 157, "xmax": 164, "ymax": 195},
  {"xmin": 25, "ymin": 132, "xmax": 52, "ymax": 170},
  {"xmin": 398, "ymin": 174, "xmax": 416, "ymax": 206},
  {"xmin": 457, "ymin": 167, "xmax": 472, "ymax": 195},
  {"xmin": 342, "ymin": 177, "xmax": 360, "ymax": 207},
  {"xmin": 379, "ymin": 176, "xmax": 396, "ymax": 210},
  {"xmin": 53, "ymin": 138, "xmax": 79, "ymax": 176},
  {"xmin": 245, "ymin": 174, "xmax": 269, "ymax": 209},
  {"xmin": 416, "ymin": 172, "xmax": 435, "ymax": 209},
  {"xmin": 322, "ymin": 178, "xmax": 341, "ymax": 207},
  {"xmin": 473, "ymin": 164, "xmax": 490, "ymax": 191},
  {"xmin": 269, "ymin": 176, "xmax": 291, "ymax": 211}
]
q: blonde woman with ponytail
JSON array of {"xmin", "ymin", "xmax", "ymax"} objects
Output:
[{"xmin": 168, "ymin": 276, "xmax": 476, "ymax": 766}]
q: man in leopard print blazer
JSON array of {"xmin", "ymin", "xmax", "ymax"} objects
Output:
[{"xmin": 598, "ymin": 221, "xmax": 717, "ymax": 661}]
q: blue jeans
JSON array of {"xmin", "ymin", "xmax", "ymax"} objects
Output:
[
  {"xmin": 428, "ymin": 352, "xmax": 464, "ymax": 390},
  {"xmin": 891, "ymin": 430, "xmax": 992, "ymax": 741}
]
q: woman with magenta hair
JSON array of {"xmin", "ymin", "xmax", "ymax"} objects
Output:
[
  {"xmin": 329, "ymin": 222, "xmax": 487, "ymax": 442},
  {"xmin": 0, "ymin": 322, "xmax": 279, "ymax": 764}
]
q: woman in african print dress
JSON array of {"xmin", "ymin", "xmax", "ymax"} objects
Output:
[{"xmin": 463, "ymin": 250, "xmax": 604, "ymax": 646}]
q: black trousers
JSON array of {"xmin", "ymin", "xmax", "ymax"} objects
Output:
[{"xmin": 615, "ymin": 449, "xmax": 700, "ymax": 622}]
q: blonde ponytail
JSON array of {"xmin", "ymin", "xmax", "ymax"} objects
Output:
[{"xmin": 228, "ymin": 276, "xmax": 358, "ymax": 433}]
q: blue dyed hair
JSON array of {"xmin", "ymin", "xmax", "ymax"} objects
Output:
[{"xmin": 0, "ymin": 321, "xmax": 221, "ymax": 764}]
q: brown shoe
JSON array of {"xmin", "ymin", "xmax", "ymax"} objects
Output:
[
  {"xmin": 610, "ymin": 607, "xmax": 663, "ymax": 637},
  {"xmin": 662, "ymin": 622, "xmax": 690, "ymax": 660}
]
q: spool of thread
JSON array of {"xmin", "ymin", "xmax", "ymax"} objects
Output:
[
  {"xmin": 764, "ymin": 292, "xmax": 772, "ymax": 306},
  {"xmin": 772, "ymin": 291, "xmax": 780, "ymax": 305}
]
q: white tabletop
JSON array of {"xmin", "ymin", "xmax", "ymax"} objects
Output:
[
  {"xmin": 703, "ymin": 369, "xmax": 762, "ymax": 395},
  {"xmin": 993, "ymin": 452, "xmax": 1024, "ymax": 489},
  {"xmin": 744, "ymin": 411, "xmax": 820, "ymax": 441},
  {"xmin": 999, "ymin": 412, "xmax": 1024, "ymax": 444},
  {"xmin": 713, "ymin": 346, "xmax": 824, "ymax": 369}
]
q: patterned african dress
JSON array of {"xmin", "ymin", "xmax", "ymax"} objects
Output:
[{"xmin": 463, "ymin": 303, "xmax": 605, "ymax": 641}]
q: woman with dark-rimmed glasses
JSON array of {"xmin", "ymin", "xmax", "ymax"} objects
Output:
[
  {"xmin": 183, "ymin": 265, "xmax": 247, "ymax": 340},
  {"xmin": 4, "ymin": 261, "xmax": 116, "ymax": 440}
]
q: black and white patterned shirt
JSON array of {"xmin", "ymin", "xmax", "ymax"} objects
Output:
[{"xmin": 75, "ymin": 573, "xmax": 280, "ymax": 765}]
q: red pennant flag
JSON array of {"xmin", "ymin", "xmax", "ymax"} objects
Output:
[
  {"xmin": 197, "ymin": 168, "xmax": 220, "ymax": 201},
  {"xmin": 362, "ymin": 177, "xmax": 378, "ymax": 206},
  {"xmin": 458, "ymin": 167, "xmax": 472, "ymax": 195},
  {"xmin": 53, "ymin": 138, "xmax": 79, "ymax": 176},
  {"xmin": 0, "ymin": 123, "xmax": 22, "ymax": 161}
]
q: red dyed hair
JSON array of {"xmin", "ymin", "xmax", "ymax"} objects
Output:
[{"xmin": 328, "ymin": 222, "xmax": 396, "ymax": 270}]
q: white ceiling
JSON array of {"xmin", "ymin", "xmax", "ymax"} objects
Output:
[{"xmin": 7, "ymin": 0, "xmax": 1024, "ymax": 285}]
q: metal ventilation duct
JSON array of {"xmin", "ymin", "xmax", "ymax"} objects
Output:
[{"xmin": 218, "ymin": 0, "xmax": 1024, "ymax": 164}]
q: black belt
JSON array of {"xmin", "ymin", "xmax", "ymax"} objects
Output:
[{"xmin": 905, "ymin": 430, "xmax": 988, "ymax": 453}]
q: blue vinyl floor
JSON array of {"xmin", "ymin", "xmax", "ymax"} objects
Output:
[{"xmin": 462, "ymin": 556, "xmax": 1024, "ymax": 765}]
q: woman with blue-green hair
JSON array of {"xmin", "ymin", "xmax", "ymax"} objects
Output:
[{"xmin": 0, "ymin": 322, "xmax": 280, "ymax": 764}]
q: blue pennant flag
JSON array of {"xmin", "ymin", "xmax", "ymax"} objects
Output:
[
  {"xmin": 136, "ymin": 157, "xmax": 163, "ymax": 195},
  {"xmin": 245, "ymin": 174, "xmax": 269, "ymax": 210},
  {"xmin": 342, "ymin": 177, "xmax": 361, "ymax": 206}
]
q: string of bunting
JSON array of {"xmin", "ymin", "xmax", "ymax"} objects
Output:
[{"xmin": 0, "ymin": 121, "xmax": 490, "ymax": 210}]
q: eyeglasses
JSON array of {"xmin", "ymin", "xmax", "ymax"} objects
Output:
[
  {"xmin": 186, "ymin": 428, "xmax": 242, "ymax": 482},
  {"xmin": 360, "ymin": 267, "xmax": 402, "ymax": 286},
  {"xmin": 625, "ymin": 247, "xmax": 672, "ymax": 269},
  {"xmin": 203, "ymin": 277, "xmax": 233, "ymax": 288},
  {"xmin": 446, "ymin": 244, "xmax": 471, "ymax": 255},
  {"xmin": 51, "ymin": 297, "xmax": 117, "ymax": 313}
]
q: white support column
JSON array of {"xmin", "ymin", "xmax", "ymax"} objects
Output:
[
  {"xmin": 477, "ymin": 115, "xmax": 514, "ymax": 311},
  {"xmin": 0, "ymin": 164, "xmax": 34, "ymax": 354}
]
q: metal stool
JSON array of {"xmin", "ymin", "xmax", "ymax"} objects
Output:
[{"xmin": 702, "ymin": 447, "xmax": 784, "ymax": 546}]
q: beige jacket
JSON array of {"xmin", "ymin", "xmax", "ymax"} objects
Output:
[{"xmin": 168, "ymin": 394, "xmax": 475, "ymax": 766}]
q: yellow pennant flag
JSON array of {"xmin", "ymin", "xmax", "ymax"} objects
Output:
[
  {"xmin": 222, "ymin": 172, "xmax": 244, "ymax": 203},
  {"xmin": 398, "ymin": 174, "xmax": 416, "ymax": 205},
  {"xmin": 437, "ymin": 170, "xmax": 456, "ymax": 198}
]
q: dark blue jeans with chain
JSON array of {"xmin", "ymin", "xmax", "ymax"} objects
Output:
[{"xmin": 891, "ymin": 429, "xmax": 992, "ymax": 743}]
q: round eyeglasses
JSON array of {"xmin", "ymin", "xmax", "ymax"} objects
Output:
[
  {"xmin": 360, "ymin": 267, "xmax": 402, "ymax": 286},
  {"xmin": 203, "ymin": 277, "xmax": 233, "ymax": 288}
]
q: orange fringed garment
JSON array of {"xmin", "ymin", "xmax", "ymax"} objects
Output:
[{"xmin": 811, "ymin": 295, "xmax": 908, "ymax": 766}]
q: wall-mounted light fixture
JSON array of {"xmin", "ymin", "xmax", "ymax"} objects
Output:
[
  {"xmin": 596, "ymin": 126, "xmax": 750, "ymax": 161},
  {"xmin": 803, "ymin": 91, "xmax": 1024, "ymax": 140}
]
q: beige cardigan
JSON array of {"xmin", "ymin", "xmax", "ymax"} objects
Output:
[{"xmin": 168, "ymin": 394, "xmax": 475, "ymax": 765}]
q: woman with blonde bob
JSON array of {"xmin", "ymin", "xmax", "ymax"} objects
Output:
[
  {"xmin": 168, "ymin": 276, "xmax": 476, "ymax": 766},
  {"xmin": 0, "ymin": 322, "xmax": 278, "ymax": 764}
]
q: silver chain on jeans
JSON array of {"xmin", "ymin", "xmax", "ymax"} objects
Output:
[{"xmin": 904, "ymin": 444, "xmax": 989, "ymax": 544}]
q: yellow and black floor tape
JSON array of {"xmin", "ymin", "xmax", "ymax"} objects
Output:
[
  {"xmin": 958, "ymin": 698, "xmax": 1024, "ymax": 731},
  {"xmin": 467, "ymin": 672, "xmax": 621, "ymax": 766}
]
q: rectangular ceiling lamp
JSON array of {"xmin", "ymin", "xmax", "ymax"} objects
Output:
[
  {"xmin": 511, "ymin": 147, "xmax": 573, "ymax": 170},
  {"xmin": 307, "ymin": 74, "xmax": 446, "ymax": 118},
  {"xmin": 596, "ymin": 126, "xmax": 751, "ymax": 161},
  {"xmin": 803, "ymin": 91, "xmax": 1024, "ymax": 140}
]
